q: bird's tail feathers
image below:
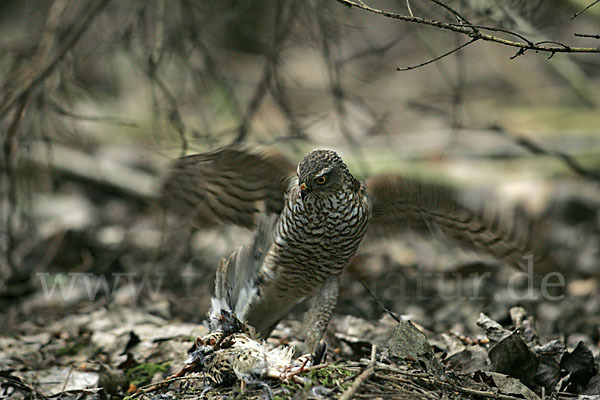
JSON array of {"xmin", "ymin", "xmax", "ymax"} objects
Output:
[{"xmin": 210, "ymin": 213, "xmax": 278, "ymax": 327}]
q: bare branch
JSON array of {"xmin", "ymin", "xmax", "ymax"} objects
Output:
[
  {"xmin": 487, "ymin": 124, "xmax": 600, "ymax": 184},
  {"xmin": 575, "ymin": 33, "xmax": 600, "ymax": 39},
  {"xmin": 427, "ymin": 0, "xmax": 471, "ymax": 25},
  {"xmin": 0, "ymin": 0, "xmax": 112, "ymax": 120},
  {"xmin": 397, "ymin": 38, "xmax": 477, "ymax": 71},
  {"xmin": 405, "ymin": 0, "xmax": 413, "ymax": 17},
  {"xmin": 50, "ymin": 101, "xmax": 139, "ymax": 127},
  {"xmin": 571, "ymin": 0, "xmax": 600, "ymax": 19},
  {"xmin": 234, "ymin": 0, "xmax": 298, "ymax": 144},
  {"xmin": 334, "ymin": 0, "xmax": 600, "ymax": 55},
  {"xmin": 149, "ymin": 71, "xmax": 189, "ymax": 155}
]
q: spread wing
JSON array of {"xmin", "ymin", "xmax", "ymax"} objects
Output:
[
  {"xmin": 160, "ymin": 146, "xmax": 295, "ymax": 229},
  {"xmin": 365, "ymin": 175, "xmax": 549, "ymax": 271}
]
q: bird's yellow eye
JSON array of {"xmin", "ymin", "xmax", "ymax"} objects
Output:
[{"xmin": 316, "ymin": 175, "xmax": 327, "ymax": 185}]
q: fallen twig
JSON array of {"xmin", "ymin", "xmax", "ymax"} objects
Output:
[
  {"xmin": 340, "ymin": 344, "xmax": 377, "ymax": 400},
  {"xmin": 130, "ymin": 373, "xmax": 204, "ymax": 398},
  {"xmin": 379, "ymin": 371, "xmax": 529, "ymax": 400}
]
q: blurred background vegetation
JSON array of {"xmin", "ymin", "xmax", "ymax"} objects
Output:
[{"xmin": 1, "ymin": 0, "xmax": 599, "ymax": 329}]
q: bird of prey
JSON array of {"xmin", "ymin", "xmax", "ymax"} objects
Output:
[{"xmin": 161, "ymin": 145, "xmax": 549, "ymax": 352}]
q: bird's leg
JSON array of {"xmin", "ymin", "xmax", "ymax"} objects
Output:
[{"xmin": 301, "ymin": 275, "xmax": 339, "ymax": 354}]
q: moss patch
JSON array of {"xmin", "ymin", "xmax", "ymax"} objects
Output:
[{"xmin": 125, "ymin": 362, "xmax": 171, "ymax": 388}]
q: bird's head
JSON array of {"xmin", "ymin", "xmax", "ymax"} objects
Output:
[
  {"xmin": 185, "ymin": 332, "xmax": 222, "ymax": 366},
  {"xmin": 297, "ymin": 149, "xmax": 353, "ymax": 200}
]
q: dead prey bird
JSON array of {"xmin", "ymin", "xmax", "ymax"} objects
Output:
[{"xmin": 180, "ymin": 215, "xmax": 321, "ymax": 394}]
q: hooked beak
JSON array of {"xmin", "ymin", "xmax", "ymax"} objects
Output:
[{"xmin": 299, "ymin": 182, "xmax": 310, "ymax": 200}]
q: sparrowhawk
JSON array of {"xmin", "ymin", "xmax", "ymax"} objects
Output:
[{"xmin": 162, "ymin": 146, "xmax": 551, "ymax": 351}]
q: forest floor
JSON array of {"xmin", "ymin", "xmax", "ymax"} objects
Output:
[{"xmin": 1, "ymin": 138, "xmax": 600, "ymax": 399}]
